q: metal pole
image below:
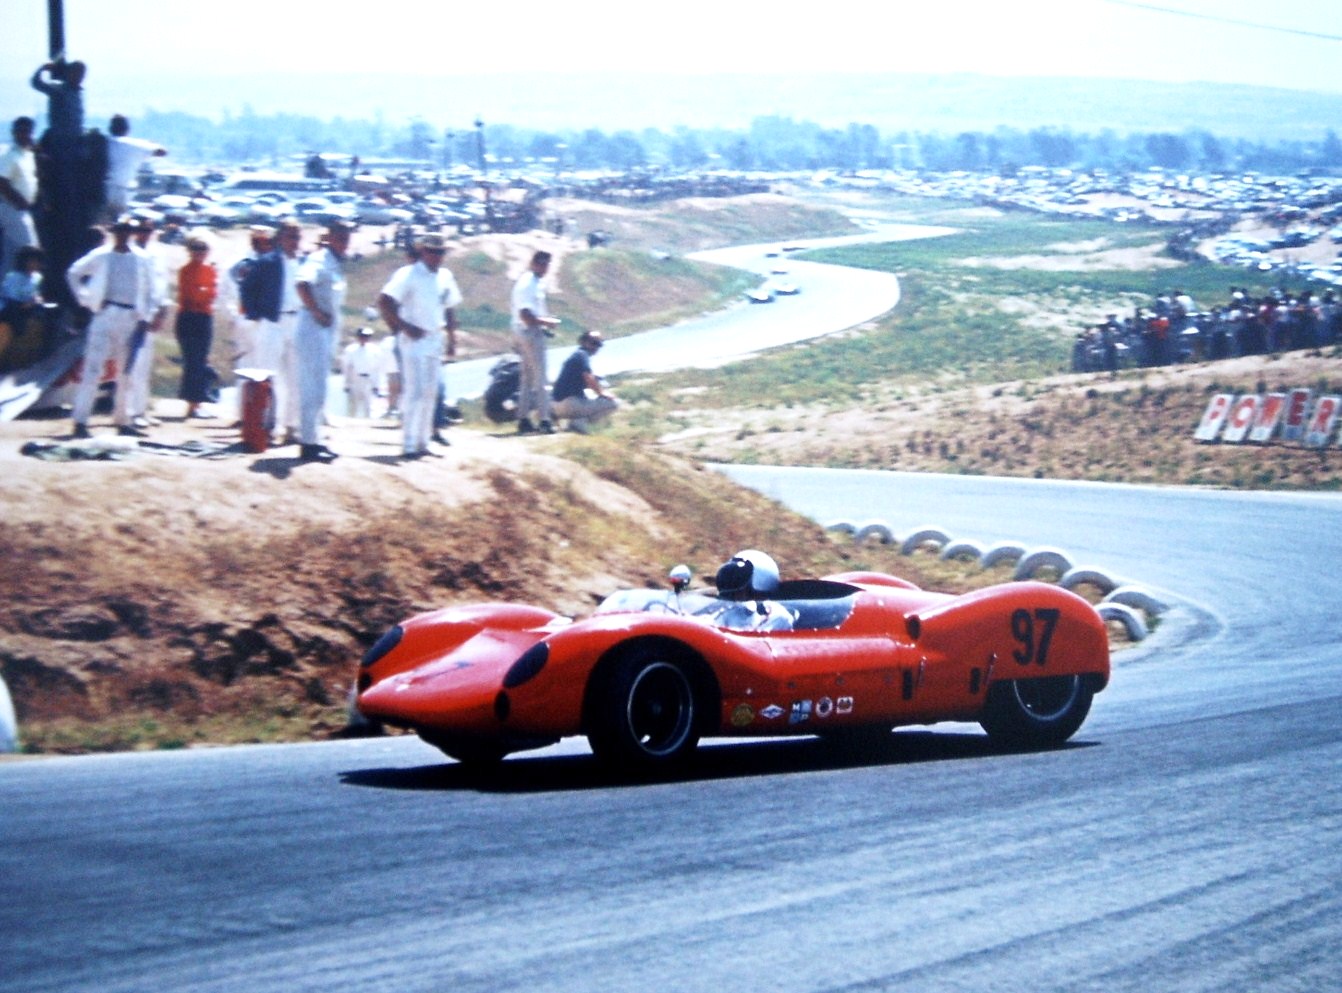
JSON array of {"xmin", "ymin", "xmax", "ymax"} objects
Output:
[{"xmin": 47, "ymin": 0, "xmax": 66, "ymax": 60}]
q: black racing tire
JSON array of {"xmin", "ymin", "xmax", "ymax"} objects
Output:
[
  {"xmin": 979, "ymin": 675, "xmax": 1094, "ymax": 747},
  {"xmin": 587, "ymin": 646, "xmax": 702, "ymax": 771},
  {"xmin": 418, "ymin": 732, "xmax": 508, "ymax": 767}
]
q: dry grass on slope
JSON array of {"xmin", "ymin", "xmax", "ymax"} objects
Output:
[{"xmin": 661, "ymin": 351, "xmax": 1342, "ymax": 491}]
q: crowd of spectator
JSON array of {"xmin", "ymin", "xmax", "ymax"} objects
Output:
[{"xmin": 1073, "ymin": 286, "xmax": 1341, "ymax": 374}]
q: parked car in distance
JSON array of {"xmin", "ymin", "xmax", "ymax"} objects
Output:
[
  {"xmin": 354, "ymin": 199, "xmax": 416, "ymax": 224},
  {"xmin": 291, "ymin": 197, "xmax": 359, "ymax": 225}
]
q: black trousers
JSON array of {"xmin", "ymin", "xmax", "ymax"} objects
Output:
[{"xmin": 175, "ymin": 311, "xmax": 214, "ymax": 403}]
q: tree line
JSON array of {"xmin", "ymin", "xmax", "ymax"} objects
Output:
[{"xmin": 138, "ymin": 107, "xmax": 1342, "ymax": 176}]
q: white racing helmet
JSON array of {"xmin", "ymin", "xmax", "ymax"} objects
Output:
[{"xmin": 715, "ymin": 549, "xmax": 780, "ymax": 598}]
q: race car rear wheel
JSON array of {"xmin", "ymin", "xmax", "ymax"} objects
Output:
[
  {"xmin": 979, "ymin": 675, "xmax": 1093, "ymax": 747},
  {"xmin": 587, "ymin": 647, "xmax": 701, "ymax": 771}
]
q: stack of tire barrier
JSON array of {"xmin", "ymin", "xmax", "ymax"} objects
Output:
[{"xmin": 826, "ymin": 520, "xmax": 1169, "ymax": 642}]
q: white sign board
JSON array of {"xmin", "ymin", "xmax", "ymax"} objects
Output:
[
  {"xmin": 1249, "ymin": 393, "xmax": 1287, "ymax": 443},
  {"xmin": 1305, "ymin": 395, "xmax": 1342, "ymax": 448},
  {"xmin": 1194, "ymin": 393, "xmax": 1235, "ymax": 442},
  {"xmin": 1282, "ymin": 388, "xmax": 1312, "ymax": 442},
  {"xmin": 1221, "ymin": 395, "xmax": 1259, "ymax": 444}
]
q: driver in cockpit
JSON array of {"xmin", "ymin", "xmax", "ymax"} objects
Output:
[{"xmin": 714, "ymin": 550, "xmax": 796, "ymax": 631}]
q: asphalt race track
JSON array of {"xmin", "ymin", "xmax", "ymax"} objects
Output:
[{"xmin": 3, "ymin": 471, "xmax": 1340, "ymax": 993}]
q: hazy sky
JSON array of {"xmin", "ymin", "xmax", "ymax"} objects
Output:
[{"xmin": 2, "ymin": 0, "xmax": 1339, "ymax": 115}]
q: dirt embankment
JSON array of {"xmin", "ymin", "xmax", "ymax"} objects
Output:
[{"xmin": 0, "ymin": 419, "xmax": 937, "ymax": 753}]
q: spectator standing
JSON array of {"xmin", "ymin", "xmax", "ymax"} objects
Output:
[
  {"xmin": 0, "ymin": 117, "xmax": 39, "ymax": 277},
  {"xmin": 342, "ymin": 327, "xmax": 382, "ymax": 418},
  {"xmin": 1321, "ymin": 290, "xmax": 1340, "ymax": 345},
  {"xmin": 239, "ymin": 220, "xmax": 304, "ymax": 444},
  {"xmin": 510, "ymin": 249, "xmax": 560, "ymax": 434},
  {"xmin": 376, "ymin": 233, "xmax": 461, "ymax": 459},
  {"xmin": 29, "ymin": 61, "xmax": 85, "ymax": 139},
  {"xmin": 226, "ymin": 225, "xmax": 274, "ymax": 370},
  {"xmin": 551, "ymin": 330, "xmax": 618, "ymax": 433},
  {"xmin": 293, "ymin": 221, "xmax": 350, "ymax": 462},
  {"xmin": 174, "ymin": 236, "xmax": 218, "ymax": 420},
  {"xmin": 1100, "ymin": 320, "xmax": 1119, "ymax": 377},
  {"xmin": 103, "ymin": 115, "xmax": 166, "ymax": 221},
  {"xmin": 65, "ymin": 218, "xmax": 157, "ymax": 438},
  {"xmin": 126, "ymin": 215, "xmax": 169, "ymax": 427}
]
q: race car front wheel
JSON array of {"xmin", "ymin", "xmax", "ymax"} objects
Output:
[
  {"xmin": 587, "ymin": 647, "xmax": 701, "ymax": 771},
  {"xmin": 979, "ymin": 674, "xmax": 1094, "ymax": 747}
]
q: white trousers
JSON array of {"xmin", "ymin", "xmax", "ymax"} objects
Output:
[
  {"xmin": 399, "ymin": 334, "xmax": 439, "ymax": 454},
  {"xmin": 295, "ymin": 316, "xmax": 335, "ymax": 446},
  {"xmin": 126, "ymin": 327, "xmax": 156, "ymax": 417},
  {"xmin": 346, "ymin": 376, "xmax": 375, "ymax": 418},
  {"xmin": 253, "ymin": 313, "xmax": 299, "ymax": 432},
  {"xmin": 72, "ymin": 307, "xmax": 138, "ymax": 426}
]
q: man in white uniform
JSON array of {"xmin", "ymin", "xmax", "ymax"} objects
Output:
[
  {"xmin": 65, "ymin": 219, "xmax": 157, "ymax": 438},
  {"xmin": 377, "ymin": 233, "xmax": 461, "ymax": 459},
  {"xmin": 342, "ymin": 326, "xmax": 383, "ymax": 418},
  {"xmin": 0, "ymin": 117, "xmax": 39, "ymax": 277},
  {"xmin": 103, "ymin": 115, "xmax": 166, "ymax": 221},
  {"xmin": 293, "ymin": 221, "xmax": 349, "ymax": 462},
  {"xmin": 510, "ymin": 249, "xmax": 560, "ymax": 434},
  {"xmin": 125, "ymin": 215, "xmax": 169, "ymax": 427}
]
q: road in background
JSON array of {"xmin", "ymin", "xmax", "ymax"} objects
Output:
[{"xmin": 442, "ymin": 223, "xmax": 952, "ymax": 399}]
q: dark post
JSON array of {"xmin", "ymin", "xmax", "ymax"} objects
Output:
[
  {"xmin": 474, "ymin": 117, "xmax": 486, "ymax": 174},
  {"xmin": 35, "ymin": 0, "xmax": 104, "ymax": 315},
  {"xmin": 48, "ymin": 0, "xmax": 65, "ymax": 59}
]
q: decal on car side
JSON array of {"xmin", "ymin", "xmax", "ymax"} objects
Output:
[{"xmin": 1011, "ymin": 607, "xmax": 1060, "ymax": 667}]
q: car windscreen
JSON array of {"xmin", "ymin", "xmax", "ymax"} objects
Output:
[{"xmin": 595, "ymin": 589, "xmax": 856, "ymax": 631}]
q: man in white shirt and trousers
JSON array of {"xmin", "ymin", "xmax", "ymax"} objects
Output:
[
  {"xmin": 125, "ymin": 215, "xmax": 169, "ymax": 427},
  {"xmin": 376, "ymin": 233, "xmax": 461, "ymax": 459},
  {"xmin": 65, "ymin": 218, "xmax": 157, "ymax": 438},
  {"xmin": 342, "ymin": 326, "xmax": 382, "ymax": 418},
  {"xmin": 293, "ymin": 221, "xmax": 349, "ymax": 462},
  {"xmin": 510, "ymin": 249, "xmax": 560, "ymax": 434}
]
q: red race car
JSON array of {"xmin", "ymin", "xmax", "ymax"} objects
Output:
[{"xmin": 356, "ymin": 550, "xmax": 1110, "ymax": 771}]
